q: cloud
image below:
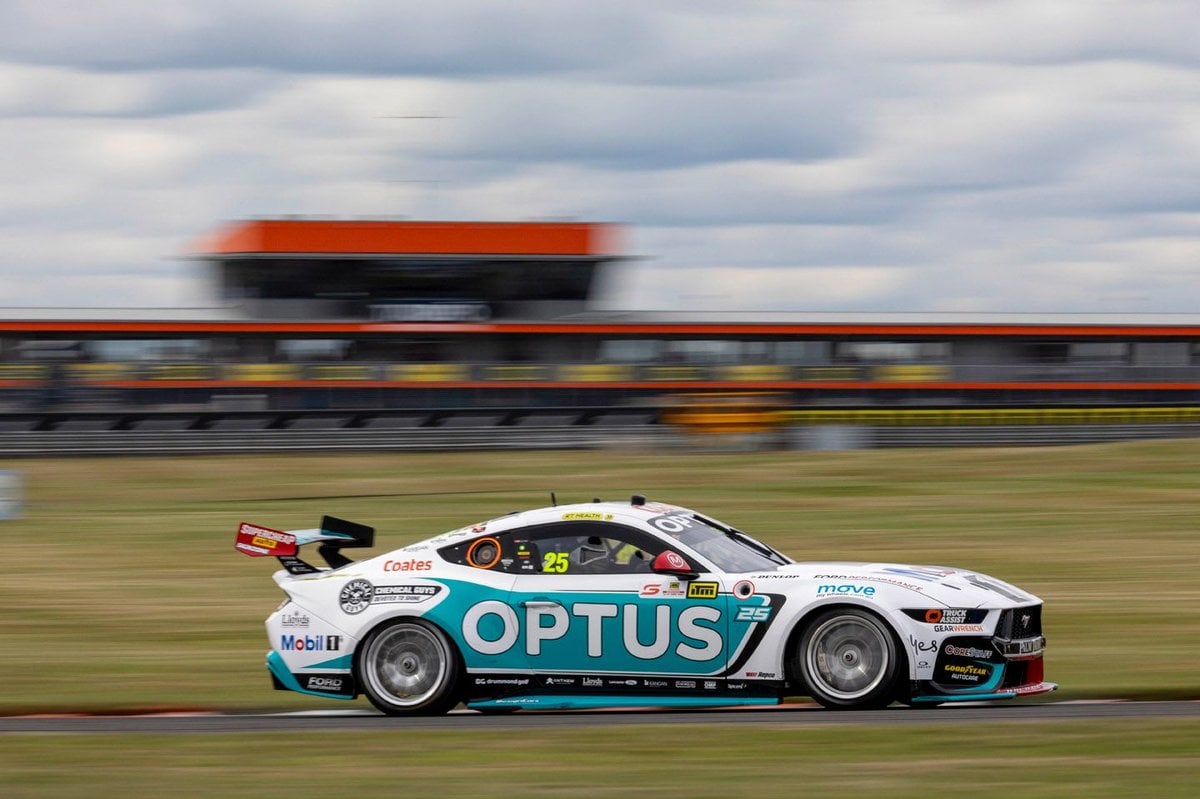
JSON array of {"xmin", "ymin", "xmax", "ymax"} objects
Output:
[
  {"xmin": 0, "ymin": 1, "xmax": 1197, "ymax": 312},
  {"xmin": 0, "ymin": 1, "xmax": 646, "ymax": 76}
]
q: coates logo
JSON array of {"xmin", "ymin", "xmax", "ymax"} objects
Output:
[{"xmin": 383, "ymin": 559, "xmax": 432, "ymax": 572}]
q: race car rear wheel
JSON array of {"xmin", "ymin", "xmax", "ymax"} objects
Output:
[
  {"xmin": 357, "ymin": 619, "xmax": 461, "ymax": 716},
  {"xmin": 794, "ymin": 608, "xmax": 899, "ymax": 710}
]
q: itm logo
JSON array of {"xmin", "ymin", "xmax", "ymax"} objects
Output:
[
  {"xmin": 280, "ymin": 634, "xmax": 342, "ymax": 652},
  {"xmin": 687, "ymin": 581, "xmax": 719, "ymax": 599}
]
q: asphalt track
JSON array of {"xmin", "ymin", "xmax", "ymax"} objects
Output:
[{"xmin": 2, "ymin": 701, "xmax": 1197, "ymax": 734}]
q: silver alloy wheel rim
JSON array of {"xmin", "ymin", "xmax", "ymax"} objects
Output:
[
  {"xmin": 363, "ymin": 624, "xmax": 448, "ymax": 708},
  {"xmin": 805, "ymin": 615, "xmax": 889, "ymax": 701}
]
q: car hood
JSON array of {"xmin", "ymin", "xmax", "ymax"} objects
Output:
[{"xmin": 766, "ymin": 561, "xmax": 1041, "ymax": 607}]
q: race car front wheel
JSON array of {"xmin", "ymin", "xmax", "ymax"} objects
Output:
[
  {"xmin": 794, "ymin": 608, "xmax": 899, "ymax": 710},
  {"xmin": 357, "ymin": 619, "xmax": 461, "ymax": 716}
]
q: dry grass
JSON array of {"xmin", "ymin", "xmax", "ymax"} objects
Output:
[
  {"xmin": 1, "ymin": 440, "xmax": 1198, "ymax": 712},
  {"xmin": 1, "ymin": 720, "xmax": 1198, "ymax": 798}
]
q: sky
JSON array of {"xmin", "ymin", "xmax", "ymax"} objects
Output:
[{"xmin": 0, "ymin": 0, "xmax": 1197, "ymax": 314}]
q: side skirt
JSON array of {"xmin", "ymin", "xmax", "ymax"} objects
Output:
[{"xmin": 468, "ymin": 695, "xmax": 782, "ymax": 711}]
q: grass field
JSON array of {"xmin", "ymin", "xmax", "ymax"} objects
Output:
[
  {"xmin": 2, "ymin": 440, "xmax": 1199, "ymax": 796},
  {"xmin": 1, "ymin": 439, "xmax": 1198, "ymax": 713},
  {"xmin": 2, "ymin": 720, "xmax": 1198, "ymax": 798}
]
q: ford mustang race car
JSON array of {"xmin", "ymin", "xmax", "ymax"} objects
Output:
[{"xmin": 235, "ymin": 496, "xmax": 1054, "ymax": 714}]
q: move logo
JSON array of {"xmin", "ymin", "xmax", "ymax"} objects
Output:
[{"xmin": 817, "ymin": 584, "xmax": 876, "ymax": 597}]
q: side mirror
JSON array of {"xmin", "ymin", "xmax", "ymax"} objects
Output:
[{"xmin": 651, "ymin": 550, "xmax": 697, "ymax": 579}]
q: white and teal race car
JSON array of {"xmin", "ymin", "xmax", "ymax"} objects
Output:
[{"xmin": 235, "ymin": 497, "xmax": 1054, "ymax": 715}]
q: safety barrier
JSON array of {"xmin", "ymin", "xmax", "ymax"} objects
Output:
[
  {"xmin": 4, "ymin": 419, "xmax": 1200, "ymax": 456},
  {"xmin": 6, "ymin": 360, "xmax": 1200, "ymax": 387},
  {"xmin": 3, "ymin": 405, "xmax": 1200, "ymax": 455},
  {"xmin": 0, "ymin": 426, "xmax": 675, "ymax": 457},
  {"xmin": 785, "ymin": 406, "xmax": 1200, "ymax": 426}
]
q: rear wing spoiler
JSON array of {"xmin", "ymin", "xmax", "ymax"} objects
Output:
[{"xmin": 235, "ymin": 516, "xmax": 374, "ymax": 575}]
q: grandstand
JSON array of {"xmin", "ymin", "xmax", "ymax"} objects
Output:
[{"xmin": 3, "ymin": 218, "xmax": 1200, "ymax": 417}]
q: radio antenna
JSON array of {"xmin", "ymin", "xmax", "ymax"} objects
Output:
[{"xmin": 550, "ymin": 492, "xmax": 557, "ymax": 507}]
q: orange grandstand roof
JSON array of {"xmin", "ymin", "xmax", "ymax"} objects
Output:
[{"xmin": 195, "ymin": 219, "xmax": 621, "ymax": 257}]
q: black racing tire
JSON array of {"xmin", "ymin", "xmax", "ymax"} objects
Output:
[
  {"xmin": 356, "ymin": 618, "xmax": 462, "ymax": 716},
  {"xmin": 792, "ymin": 607, "xmax": 900, "ymax": 710}
]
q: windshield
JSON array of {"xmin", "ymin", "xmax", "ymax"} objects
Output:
[{"xmin": 648, "ymin": 511, "xmax": 788, "ymax": 573}]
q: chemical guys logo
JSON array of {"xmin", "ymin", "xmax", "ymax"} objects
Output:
[
  {"xmin": 339, "ymin": 579, "xmax": 443, "ymax": 614},
  {"xmin": 460, "ymin": 600, "xmax": 724, "ymax": 662}
]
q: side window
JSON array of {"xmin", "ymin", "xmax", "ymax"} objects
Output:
[
  {"xmin": 438, "ymin": 534, "xmax": 541, "ymax": 573},
  {"xmin": 525, "ymin": 522, "xmax": 662, "ymax": 576},
  {"xmin": 440, "ymin": 521, "xmax": 666, "ymax": 575}
]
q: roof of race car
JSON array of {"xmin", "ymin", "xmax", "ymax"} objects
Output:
[{"xmin": 416, "ymin": 497, "xmax": 688, "ymax": 548}]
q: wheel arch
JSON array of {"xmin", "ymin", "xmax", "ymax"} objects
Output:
[
  {"xmin": 781, "ymin": 602, "xmax": 908, "ymax": 688},
  {"xmin": 352, "ymin": 613, "xmax": 467, "ymax": 715}
]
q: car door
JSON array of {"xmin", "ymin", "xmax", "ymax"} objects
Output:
[{"xmin": 504, "ymin": 521, "xmax": 731, "ymax": 687}]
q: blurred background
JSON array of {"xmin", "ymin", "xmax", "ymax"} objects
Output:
[{"xmin": 2, "ymin": 3, "xmax": 1199, "ymax": 795}]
